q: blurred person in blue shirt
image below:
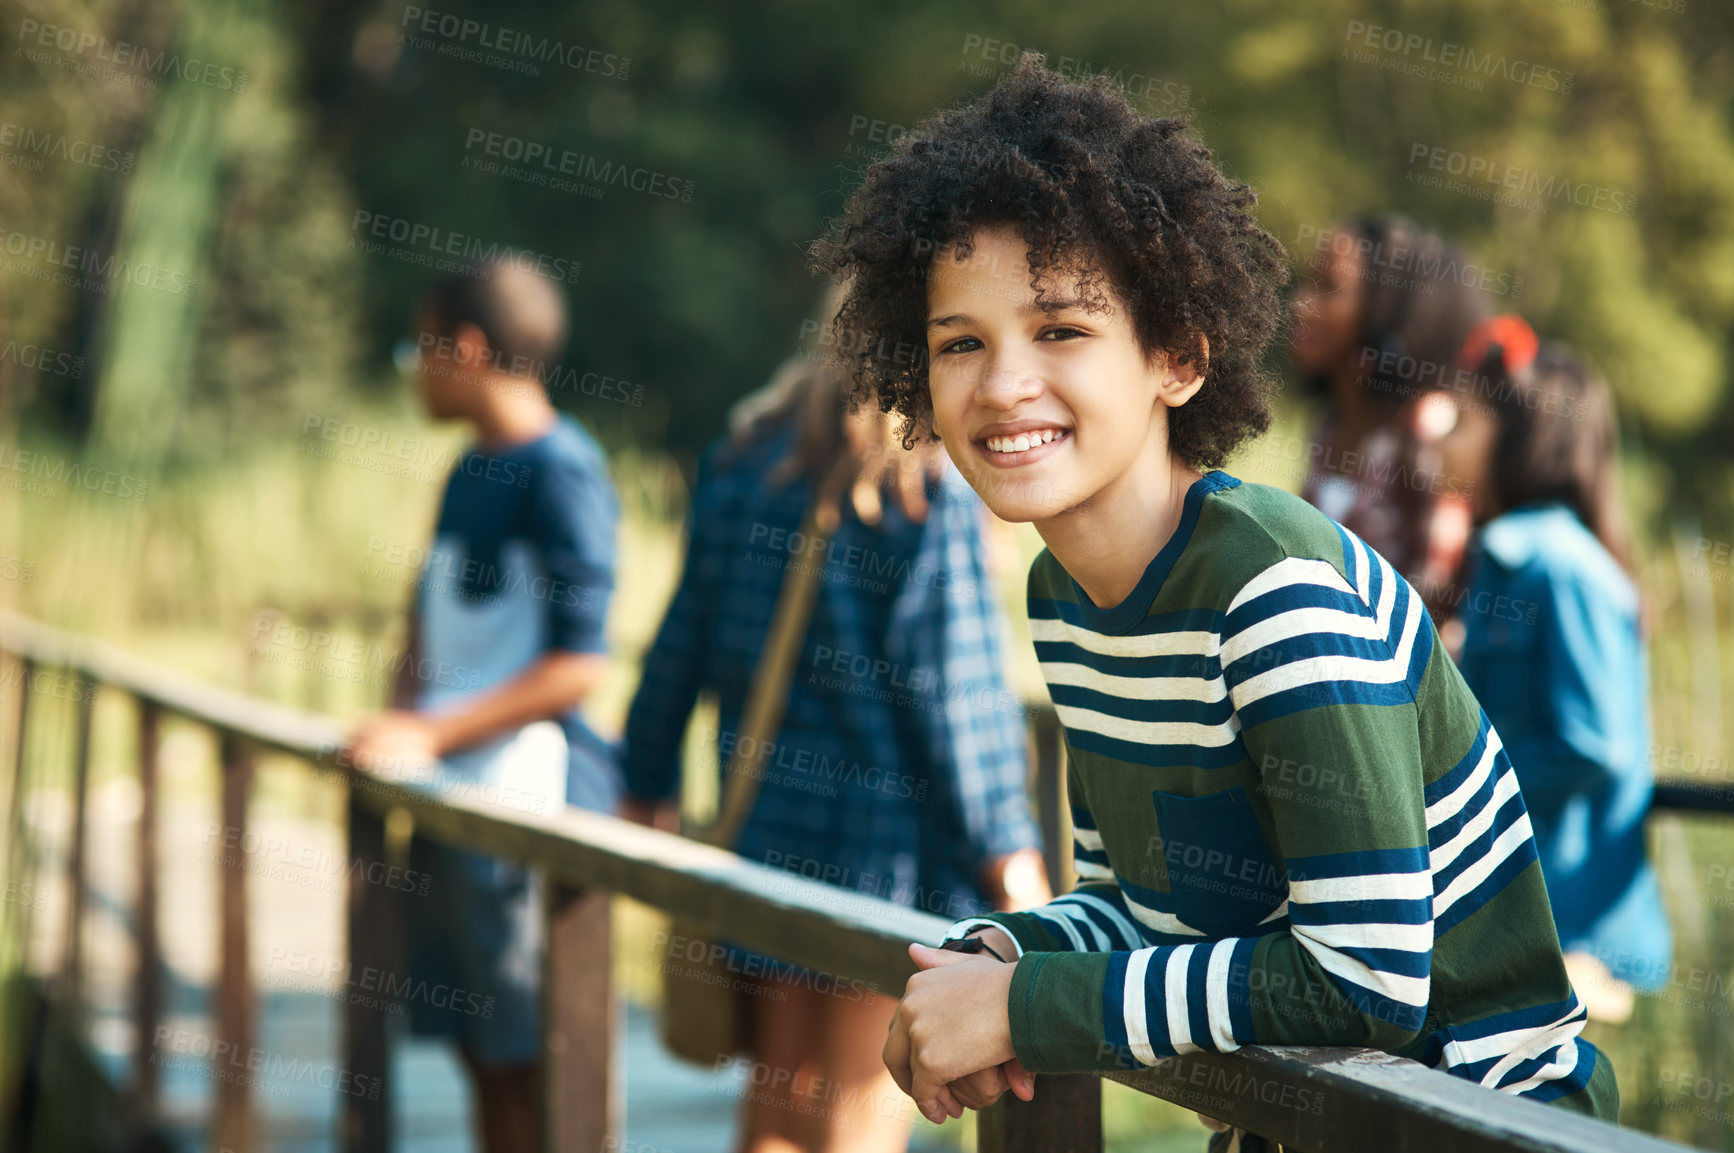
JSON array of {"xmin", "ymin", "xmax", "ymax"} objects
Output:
[
  {"xmin": 621, "ymin": 308, "xmax": 1048, "ymax": 1153},
  {"xmin": 1428, "ymin": 316, "xmax": 1671, "ymax": 1023},
  {"xmin": 345, "ymin": 260, "xmax": 620, "ymax": 1153}
]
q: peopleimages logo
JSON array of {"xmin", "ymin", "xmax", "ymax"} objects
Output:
[
  {"xmin": 349, "ymin": 210, "xmax": 581, "ymax": 284},
  {"xmin": 956, "ymin": 34, "xmax": 1190, "ymax": 113},
  {"xmin": 1405, "ymin": 143, "xmax": 1638, "ymax": 218},
  {"xmin": 151, "ymin": 1026, "xmax": 379, "ymax": 1100},
  {"xmin": 461, "ymin": 129, "xmax": 696, "ymax": 203},
  {"xmin": 416, "ymin": 333, "xmax": 646, "ymax": 406},
  {"xmin": 0, "ymin": 121, "xmax": 134, "ymax": 174},
  {"xmin": 1342, "ymin": 21, "xmax": 1573, "ymax": 94},
  {"xmin": 0, "ymin": 227, "xmax": 199, "ymax": 297},
  {"xmin": 0, "ymin": 338, "xmax": 84, "ymax": 380},
  {"xmin": 0, "ymin": 446, "xmax": 151, "ymax": 501},
  {"xmin": 1293, "ymin": 225, "xmax": 1524, "ymax": 301},
  {"xmin": 15, "ymin": 19, "xmax": 250, "ymax": 91},
  {"xmin": 399, "ymin": 7, "xmax": 630, "ymax": 79}
]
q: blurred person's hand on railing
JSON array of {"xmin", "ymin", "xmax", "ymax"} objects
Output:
[
  {"xmin": 344, "ymin": 709, "xmax": 442, "ymax": 777},
  {"xmin": 617, "ymin": 795, "xmax": 679, "ymax": 833},
  {"xmin": 345, "ymin": 651, "xmax": 607, "ymax": 778},
  {"xmin": 841, "ymin": 404, "xmax": 949, "ymax": 526},
  {"xmin": 978, "ymin": 848, "xmax": 1052, "ymax": 912}
]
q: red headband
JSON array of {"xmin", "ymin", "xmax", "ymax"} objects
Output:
[{"xmin": 1458, "ymin": 313, "xmax": 1539, "ymax": 375}]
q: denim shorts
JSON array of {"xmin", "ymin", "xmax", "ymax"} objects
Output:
[{"xmin": 400, "ymin": 837, "xmax": 544, "ymax": 1068}]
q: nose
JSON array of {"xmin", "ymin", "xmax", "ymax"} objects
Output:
[{"xmin": 972, "ymin": 350, "xmax": 1043, "ymax": 412}]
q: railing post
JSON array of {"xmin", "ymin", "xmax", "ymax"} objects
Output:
[
  {"xmin": 211, "ymin": 733, "xmax": 255, "ymax": 1153},
  {"xmin": 542, "ymin": 881, "xmax": 614, "ymax": 1153},
  {"xmin": 60, "ymin": 677, "xmax": 96, "ymax": 1014},
  {"xmin": 2, "ymin": 657, "xmax": 34, "ymax": 925},
  {"xmin": 978, "ymin": 1074, "xmax": 1102, "ymax": 1153},
  {"xmin": 1, "ymin": 655, "xmax": 37, "ymax": 1150},
  {"xmin": 134, "ymin": 700, "xmax": 162, "ymax": 1113},
  {"xmin": 306, "ymin": 608, "xmax": 333, "ymax": 715},
  {"xmin": 341, "ymin": 793, "xmax": 397, "ymax": 1153}
]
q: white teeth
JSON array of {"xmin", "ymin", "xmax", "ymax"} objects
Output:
[{"xmin": 986, "ymin": 430, "xmax": 1064, "ymax": 454}]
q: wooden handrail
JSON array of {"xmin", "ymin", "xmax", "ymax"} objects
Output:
[
  {"xmin": 0, "ymin": 613, "xmax": 346, "ymax": 758},
  {"xmin": 0, "ymin": 612, "xmax": 1705, "ymax": 1153}
]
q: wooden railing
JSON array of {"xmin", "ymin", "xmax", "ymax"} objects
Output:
[{"xmin": 0, "ymin": 612, "xmax": 1722, "ymax": 1153}]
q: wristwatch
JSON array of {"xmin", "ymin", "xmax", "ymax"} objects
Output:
[{"xmin": 939, "ymin": 935, "xmax": 1009, "ymax": 963}]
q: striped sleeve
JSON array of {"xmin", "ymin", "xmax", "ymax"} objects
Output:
[
  {"xmin": 998, "ymin": 542, "xmax": 1440, "ymax": 1074},
  {"xmin": 940, "ymin": 764, "xmax": 1133, "ymax": 955},
  {"xmin": 943, "ymin": 881, "xmax": 1150, "ymax": 958}
]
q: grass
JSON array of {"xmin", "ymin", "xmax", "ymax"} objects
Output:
[{"xmin": 0, "ymin": 400, "xmax": 1729, "ymax": 1149}]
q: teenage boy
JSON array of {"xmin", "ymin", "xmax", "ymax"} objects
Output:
[
  {"xmin": 813, "ymin": 58, "xmax": 1618, "ymax": 1138},
  {"xmin": 345, "ymin": 260, "xmax": 620, "ymax": 1153}
]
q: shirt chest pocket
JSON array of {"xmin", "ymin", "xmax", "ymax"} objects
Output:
[{"xmin": 1152, "ymin": 786, "xmax": 1287, "ymax": 938}]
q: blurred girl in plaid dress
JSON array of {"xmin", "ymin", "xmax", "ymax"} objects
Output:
[{"xmin": 622, "ymin": 295, "xmax": 1049, "ymax": 1153}]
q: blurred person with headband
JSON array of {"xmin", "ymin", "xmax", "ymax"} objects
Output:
[
  {"xmin": 1432, "ymin": 316, "xmax": 1671, "ymax": 1023},
  {"xmin": 1289, "ymin": 214, "xmax": 1492, "ymax": 628}
]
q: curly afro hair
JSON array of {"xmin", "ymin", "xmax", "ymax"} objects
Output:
[{"xmin": 810, "ymin": 55, "xmax": 1288, "ymax": 469}]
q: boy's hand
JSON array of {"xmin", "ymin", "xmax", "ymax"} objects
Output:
[
  {"xmin": 884, "ymin": 942, "xmax": 1021, "ymax": 1124},
  {"xmin": 948, "ymin": 1058, "xmax": 1035, "ymax": 1110},
  {"xmin": 346, "ymin": 710, "xmax": 442, "ymax": 776},
  {"xmin": 918, "ymin": 931, "xmax": 1034, "ymax": 1110}
]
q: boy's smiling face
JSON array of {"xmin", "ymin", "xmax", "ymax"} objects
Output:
[{"xmin": 925, "ymin": 224, "xmax": 1205, "ymax": 524}]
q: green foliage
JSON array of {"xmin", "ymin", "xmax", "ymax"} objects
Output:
[{"xmin": 5, "ymin": 0, "xmax": 1734, "ymax": 491}]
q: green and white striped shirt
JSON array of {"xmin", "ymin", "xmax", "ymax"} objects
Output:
[{"xmin": 949, "ymin": 472, "xmax": 1615, "ymax": 1118}]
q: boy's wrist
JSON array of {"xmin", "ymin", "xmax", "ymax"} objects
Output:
[
  {"xmin": 964, "ymin": 926, "xmax": 1020, "ymax": 963},
  {"xmin": 946, "ymin": 920, "xmax": 1023, "ymax": 961},
  {"xmin": 942, "ymin": 933, "xmax": 1009, "ymax": 963}
]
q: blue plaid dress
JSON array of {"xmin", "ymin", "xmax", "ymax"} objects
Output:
[{"xmin": 624, "ymin": 419, "xmax": 1040, "ymax": 921}]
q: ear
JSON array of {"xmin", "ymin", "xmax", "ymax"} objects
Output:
[
  {"xmin": 450, "ymin": 321, "xmax": 492, "ymax": 370},
  {"xmin": 1156, "ymin": 332, "xmax": 1210, "ymax": 408}
]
